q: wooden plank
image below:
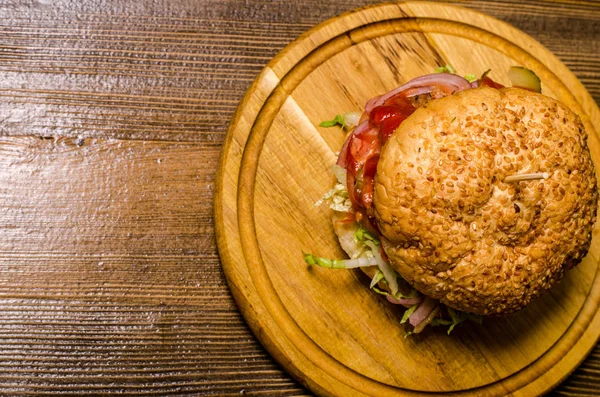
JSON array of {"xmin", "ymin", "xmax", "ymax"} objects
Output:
[
  {"xmin": 0, "ymin": 0, "xmax": 596, "ymax": 396},
  {"xmin": 216, "ymin": 2, "xmax": 600, "ymax": 396}
]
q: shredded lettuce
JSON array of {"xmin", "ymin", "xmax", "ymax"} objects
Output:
[
  {"xmin": 430, "ymin": 317, "xmax": 453, "ymax": 330},
  {"xmin": 363, "ymin": 240, "xmax": 399, "ymax": 296},
  {"xmin": 434, "ymin": 64, "xmax": 456, "ymax": 74},
  {"xmin": 342, "ymin": 112, "xmax": 361, "ymax": 128},
  {"xmin": 464, "ymin": 73, "xmax": 477, "ymax": 83},
  {"xmin": 314, "ymin": 182, "xmax": 351, "ymax": 212},
  {"xmin": 430, "ymin": 307, "xmax": 483, "ymax": 334},
  {"xmin": 319, "ymin": 112, "xmax": 360, "ymax": 129},
  {"xmin": 369, "ymin": 270, "xmax": 385, "ymax": 289},
  {"xmin": 447, "ymin": 308, "xmax": 467, "ymax": 334},
  {"xmin": 332, "ymin": 165, "xmax": 346, "ymax": 185},
  {"xmin": 354, "ymin": 226, "xmax": 380, "ymax": 245},
  {"xmin": 320, "ymin": 114, "xmax": 344, "ymax": 127},
  {"xmin": 315, "ymin": 166, "xmax": 351, "ymax": 212},
  {"xmin": 393, "ymin": 287, "xmax": 420, "ymax": 300},
  {"xmin": 400, "ymin": 305, "xmax": 418, "ymax": 324},
  {"xmin": 364, "ymin": 244, "xmax": 420, "ymax": 299},
  {"xmin": 370, "ymin": 271, "xmax": 393, "ymax": 296},
  {"xmin": 371, "ymin": 286, "xmax": 390, "ymax": 296},
  {"xmin": 304, "ymin": 253, "xmax": 377, "ymax": 269},
  {"xmin": 433, "ymin": 65, "xmax": 478, "ymax": 84}
]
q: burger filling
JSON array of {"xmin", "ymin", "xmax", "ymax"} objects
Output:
[{"xmin": 306, "ymin": 68, "xmax": 519, "ymax": 334}]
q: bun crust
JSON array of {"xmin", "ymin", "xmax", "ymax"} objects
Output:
[{"xmin": 373, "ymin": 87, "xmax": 598, "ymax": 315}]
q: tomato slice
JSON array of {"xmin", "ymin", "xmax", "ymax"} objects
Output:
[
  {"xmin": 342, "ymin": 123, "xmax": 379, "ymax": 209},
  {"xmin": 337, "ymin": 95, "xmax": 417, "ymax": 230},
  {"xmin": 338, "ymin": 101, "xmax": 414, "ymax": 230}
]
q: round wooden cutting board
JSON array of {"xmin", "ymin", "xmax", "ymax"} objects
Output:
[{"xmin": 214, "ymin": 2, "xmax": 600, "ymax": 396}]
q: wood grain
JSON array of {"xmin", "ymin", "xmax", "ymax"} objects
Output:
[{"xmin": 0, "ymin": 0, "xmax": 597, "ymax": 396}]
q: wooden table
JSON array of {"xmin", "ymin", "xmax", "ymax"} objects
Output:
[{"xmin": 0, "ymin": 0, "xmax": 597, "ymax": 395}]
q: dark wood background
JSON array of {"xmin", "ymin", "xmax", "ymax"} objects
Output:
[{"xmin": 0, "ymin": 0, "xmax": 597, "ymax": 395}]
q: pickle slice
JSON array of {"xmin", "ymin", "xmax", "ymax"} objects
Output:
[{"xmin": 508, "ymin": 66, "xmax": 542, "ymax": 93}]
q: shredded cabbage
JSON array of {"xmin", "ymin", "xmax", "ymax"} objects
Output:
[
  {"xmin": 314, "ymin": 183, "xmax": 351, "ymax": 212},
  {"xmin": 371, "ymin": 286, "xmax": 390, "ymax": 296},
  {"xmin": 341, "ymin": 112, "xmax": 361, "ymax": 128},
  {"xmin": 430, "ymin": 307, "xmax": 483, "ymax": 334},
  {"xmin": 315, "ymin": 166, "xmax": 351, "ymax": 212},
  {"xmin": 369, "ymin": 270, "xmax": 385, "ymax": 289},
  {"xmin": 363, "ymin": 240, "xmax": 399, "ymax": 296},
  {"xmin": 319, "ymin": 112, "xmax": 361, "ymax": 129},
  {"xmin": 433, "ymin": 64, "xmax": 478, "ymax": 84},
  {"xmin": 464, "ymin": 73, "xmax": 477, "ymax": 83},
  {"xmin": 354, "ymin": 226, "xmax": 379, "ymax": 245},
  {"xmin": 304, "ymin": 253, "xmax": 377, "ymax": 269},
  {"xmin": 434, "ymin": 64, "xmax": 456, "ymax": 74},
  {"xmin": 332, "ymin": 165, "xmax": 346, "ymax": 185}
]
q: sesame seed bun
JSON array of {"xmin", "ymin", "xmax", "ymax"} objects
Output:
[{"xmin": 373, "ymin": 86, "xmax": 598, "ymax": 315}]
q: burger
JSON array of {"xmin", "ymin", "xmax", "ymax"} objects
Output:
[{"xmin": 306, "ymin": 67, "xmax": 598, "ymax": 334}]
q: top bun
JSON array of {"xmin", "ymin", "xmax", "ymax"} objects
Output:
[{"xmin": 373, "ymin": 86, "xmax": 598, "ymax": 315}]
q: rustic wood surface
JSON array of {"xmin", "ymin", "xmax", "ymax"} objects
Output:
[
  {"xmin": 0, "ymin": 0, "xmax": 598, "ymax": 395},
  {"xmin": 216, "ymin": 2, "xmax": 600, "ymax": 395}
]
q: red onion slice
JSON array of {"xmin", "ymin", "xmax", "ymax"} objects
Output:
[
  {"xmin": 365, "ymin": 73, "xmax": 472, "ymax": 114},
  {"xmin": 408, "ymin": 297, "xmax": 439, "ymax": 329},
  {"xmin": 386, "ymin": 295, "xmax": 422, "ymax": 307},
  {"xmin": 335, "ymin": 119, "xmax": 370, "ymax": 168}
]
